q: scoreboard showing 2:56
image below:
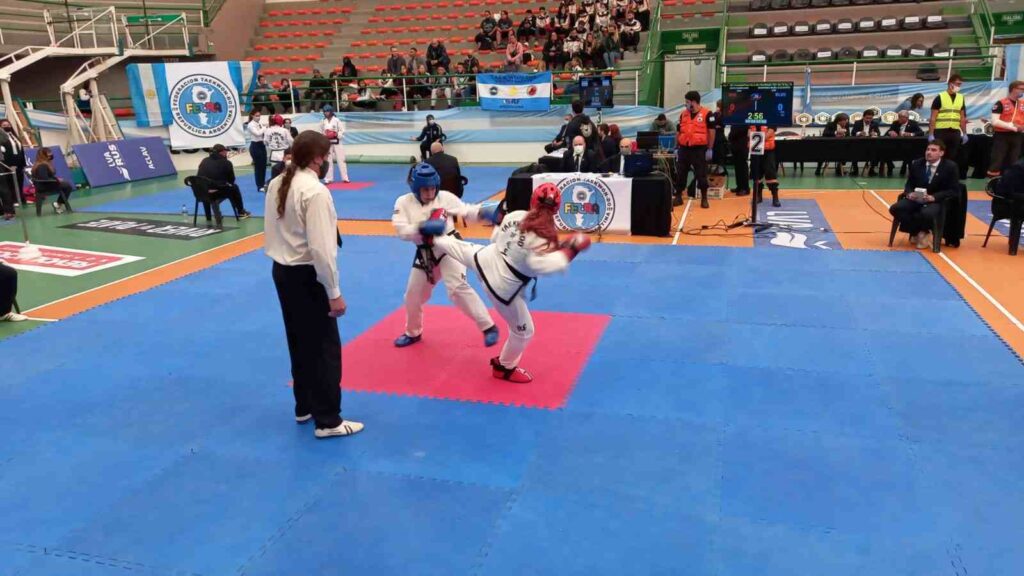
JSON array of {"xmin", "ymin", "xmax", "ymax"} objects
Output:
[{"xmin": 721, "ymin": 82, "xmax": 794, "ymax": 127}]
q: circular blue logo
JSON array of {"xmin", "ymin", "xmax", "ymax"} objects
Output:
[
  {"xmin": 553, "ymin": 176, "xmax": 615, "ymax": 232},
  {"xmin": 169, "ymin": 74, "xmax": 237, "ymax": 138}
]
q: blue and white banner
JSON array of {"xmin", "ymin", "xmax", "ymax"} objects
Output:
[
  {"xmin": 72, "ymin": 137, "xmax": 177, "ymax": 188},
  {"xmin": 531, "ymin": 172, "xmax": 632, "ymax": 234},
  {"xmin": 478, "ymin": 72, "xmax": 552, "ymax": 111},
  {"xmin": 126, "ymin": 61, "xmax": 260, "ymax": 149}
]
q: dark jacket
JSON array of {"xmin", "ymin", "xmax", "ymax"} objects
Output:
[
  {"xmin": 560, "ymin": 148, "xmax": 599, "ymax": 172},
  {"xmin": 416, "ymin": 123, "xmax": 446, "ymax": 144},
  {"xmin": 885, "ymin": 119, "xmax": 924, "ymax": 137},
  {"xmin": 426, "ymin": 44, "xmax": 450, "ymax": 71},
  {"xmin": 564, "ymin": 113, "xmax": 602, "ymax": 159},
  {"xmin": 425, "ymin": 151, "xmax": 464, "ymax": 197},
  {"xmin": 30, "ymin": 162, "xmax": 61, "ymax": 193},
  {"xmin": 851, "ymin": 118, "xmax": 881, "ymax": 137},
  {"xmin": 601, "ymin": 135, "xmax": 619, "ymax": 160},
  {"xmin": 822, "ymin": 121, "xmax": 849, "ymax": 137},
  {"xmin": 902, "ymin": 158, "xmax": 959, "ymax": 204},
  {"xmin": 197, "ymin": 152, "xmax": 237, "ymax": 187},
  {"xmin": 386, "ymin": 55, "xmax": 407, "ymax": 75}
]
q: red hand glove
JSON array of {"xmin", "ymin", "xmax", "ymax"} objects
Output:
[{"xmin": 560, "ymin": 233, "xmax": 592, "ymax": 261}]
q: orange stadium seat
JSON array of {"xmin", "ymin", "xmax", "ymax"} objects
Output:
[
  {"xmin": 326, "ymin": 7, "xmax": 341, "ymax": 14},
  {"xmin": 454, "ymin": 1, "xmax": 465, "ymax": 5},
  {"xmin": 384, "ymin": 16, "xmax": 396, "ymax": 21},
  {"xmin": 425, "ymin": 25, "xmax": 438, "ymax": 31},
  {"xmin": 409, "ymin": 26, "xmax": 423, "ymax": 32},
  {"xmin": 390, "ymin": 4, "xmax": 403, "ymax": 9},
  {"xmin": 369, "ymin": 16, "xmax": 382, "ymax": 22},
  {"xmin": 440, "ymin": 24, "xmax": 454, "ymax": 30},
  {"xmin": 331, "ymin": 18, "xmax": 346, "ymax": 24},
  {"xmin": 399, "ymin": 15, "xmax": 414, "ymax": 21},
  {"xmin": 268, "ymin": 10, "xmax": 282, "ymax": 17},
  {"xmin": 437, "ymin": 1, "xmax": 450, "ymax": 6},
  {"xmin": 352, "ymin": 40, "xmax": 366, "ymax": 46},
  {"xmin": 259, "ymin": 21, "xmax": 271, "ymax": 27},
  {"xmin": 366, "ymin": 39, "xmax": 381, "ymax": 46},
  {"xmin": 340, "ymin": 7, "xmax": 353, "ymax": 13}
]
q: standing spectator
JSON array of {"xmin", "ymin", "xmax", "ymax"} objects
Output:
[
  {"xmin": 505, "ymin": 35, "xmax": 525, "ymax": 71},
  {"xmin": 427, "ymin": 38, "xmax": 451, "ymax": 74},
  {"xmin": 411, "ymin": 114, "xmax": 446, "ymax": 160},
  {"xmin": 889, "ymin": 140, "xmax": 959, "ymax": 249},
  {"xmin": 896, "ymin": 93, "xmax": 925, "ymax": 114},
  {"xmin": 0, "ymin": 119, "xmax": 26, "ymax": 207},
  {"xmin": 304, "ymin": 69, "xmax": 330, "ymax": 112},
  {"xmin": 452, "ymin": 62, "xmax": 473, "ymax": 102},
  {"xmin": 0, "ymin": 262, "xmax": 26, "ymax": 322},
  {"xmin": 264, "ymin": 131, "xmax": 363, "ymax": 439},
  {"xmin": 564, "ymin": 98, "xmax": 602, "ymax": 158},
  {"xmin": 463, "ymin": 50, "xmax": 481, "ymax": 73},
  {"xmin": 196, "ymin": 144, "xmax": 253, "ymax": 221},
  {"xmin": 537, "ymin": 7, "xmax": 554, "ymax": 36},
  {"xmin": 386, "ymin": 46, "xmax": 406, "ymax": 76},
  {"xmin": 319, "ymin": 105, "xmax": 348, "ymax": 183},
  {"xmin": 476, "ymin": 10, "xmax": 497, "ymax": 50},
  {"xmin": 676, "ymin": 90, "xmax": 715, "ymax": 208},
  {"xmin": 518, "ymin": 10, "xmax": 539, "ymax": 42},
  {"xmin": 431, "ymin": 66, "xmax": 453, "ymax": 109},
  {"xmin": 277, "ymin": 79, "xmax": 299, "ymax": 113},
  {"xmin": 339, "ymin": 57, "xmax": 358, "ymax": 83},
  {"xmin": 0, "ymin": 127, "xmax": 16, "ymax": 219},
  {"xmin": 496, "ymin": 10, "xmax": 515, "ymax": 47},
  {"xmin": 247, "ymin": 109, "xmax": 268, "ymax": 192},
  {"xmin": 928, "ymin": 74, "xmax": 968, "ymax": 165},
  {"xmin": 600, "ymin": 123, "xmax": 622, "ymax": 159},
  {"xmin": 602, "ymin": 25, "xmax": 622, "ymax": 69},
  {"xmin": 252, "ymin": 75, "xmax": 276, "ymax": 114},
  {"xmin": 728, "ymin": 124, "xmax": 750, "ymax": 195},
  {"xmin": 543, "ymin": 32, "xmax": 565, "ymax": 70},
  {"xmin": 619, "ymin": 12, "xmax": 642, "ymax": 53},
  {"xmin": 407, "ymin": 47, "xmax": 426, "ymax": 74}
]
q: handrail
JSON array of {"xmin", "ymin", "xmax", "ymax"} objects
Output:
[{"xmin": 724, "ymin": 52, "xmax": 997, "ymax": 69}]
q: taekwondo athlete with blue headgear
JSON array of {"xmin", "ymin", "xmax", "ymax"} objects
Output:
[{"xmin": 391, "ymin": 162, "xmax": 500, "ymax": 348}]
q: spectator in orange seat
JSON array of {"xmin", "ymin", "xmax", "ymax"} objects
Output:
[
  {"xmin": 277, "ymin": 79, "xmax": 299, "ymax": 113},
  {"xmin": 426, "ymin": 38, "xmax": 451, "ymax": 74},
  {"xmin": 505, "ymin": 34, "xmax": 524, "ymax": 72},
  {"xmin": 339, "ymin": 57, "xmax": 358, "ymax": 83},
  {"xmin": 636, "ymin": 0, "xmax": 652, "ymax": 30},
  {"xmin": 476, "ymin": 10, "xmax": 497, "ymax": 50},
  {"xmin": 431, "ymin": 66, "xmax": 454, "ymax": 109},
  {"xmin": 555, "ymin": 5, "xmax": 573, "ymax": 36},
  {"xmin": 496, "ymin": 10, "xmax": 514, "ymax": 47},
  {"xmin": 536, "ymin": 6, "xmax": 554, "ymax": 36},
  {"xmin": 543, "ymin": 32, "xmax": 565, "ymax": 71},
  {"xmin": 518, "ymin": 10, "xmax": 539, "ymax": 42},
  {"xmin": 619, "ymin": 12, "xmax": 641, "ymax": 53},
  {"xmin": 463, "ymin": 49, "xmax": 481, "ymax": 73}
]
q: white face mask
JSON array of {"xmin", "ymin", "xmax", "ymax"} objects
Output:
[
  {"xmin": 951, "ymin": 84, "xmax": 961, "ymax": 94},
  {"xmin": 574, "ymin": 145, "xmax": 585, "ymax": 155},
  {"xmin": 428, "ymin": 120, "xmax": 434, "ymax": 126}
]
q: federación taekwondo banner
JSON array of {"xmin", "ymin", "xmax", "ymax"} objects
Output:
[
  {"xmin": 72, "ymin": 137, "xmax": 176, "ymax": 188},
  {"xmin": 531, "ymin": 173, "xmax": 631, "ymax": 234},
  {"xmin": 478, "ymin": 72, "xmax": 552, "ymax": 111},
  {"xmin": 126, "ymin": 61, "xmax": 260, "ymax": 149}
]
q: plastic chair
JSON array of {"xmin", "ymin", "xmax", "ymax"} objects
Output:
[
  {"xmin": 983, "ymin": 176, "xmax": 1024, "ymax": 255},
  {"xmin": 185, "ymin": 175, "xmax": 239, "ymax": 226}
]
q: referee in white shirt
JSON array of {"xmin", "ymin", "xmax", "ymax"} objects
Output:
[{"xmin": 264, "ymin": 131, "xmax": 363, "ymax": 439}]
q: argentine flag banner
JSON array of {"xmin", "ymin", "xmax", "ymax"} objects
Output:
[
  {"xmin": 477, "ymin": 72, "xmax": 552, "ymax": 111},
  {"xmin": 126, "ymin": 61, "xmax": 260, "ymax": 149}
]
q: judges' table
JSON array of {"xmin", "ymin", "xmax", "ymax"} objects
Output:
[
  {"xmin": 774, "ymin": 137, "xmax": 929, "ymax": 163},
  {"xmin": 505, "ymin": 171, "xmax": 672, "ymax": 237}
]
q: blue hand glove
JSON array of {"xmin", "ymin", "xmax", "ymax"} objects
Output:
[
  {"xmin": 419, "ymin": 218, "xmax": 446, "ymax": 237},
  {"xmin": 961, "ymin": 133, "xmax": 969, "ymax": 144},
  {"xmin": 478, "ymin": 202, "xmax": 505, "ymax": 224},
  {"xmin": 705, "ymin": 148, "xmax": 713, "ymax": 162},
  {"xmin": 927, "ymin": 133, "xmax": 935, "ymax": 142}
]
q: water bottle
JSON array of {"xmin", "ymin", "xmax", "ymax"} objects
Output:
[{"xmin": 181, "ymin": 203, "xmax": 188, "ymax": 222}]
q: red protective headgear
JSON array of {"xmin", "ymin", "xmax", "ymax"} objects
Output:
[
  {"xmin": 270, "ymin": 114, "xmax": 285, "ymax": 127},
  {"xmin": 530, "ymin": 182, "xmax": 561, "ymax": 211}
]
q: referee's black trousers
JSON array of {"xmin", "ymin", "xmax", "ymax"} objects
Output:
[
  {"xmin": 0, "ymin": 262, "xmax": 16, "ymax": 316},
  {"xmin": 272, "ymin": 262, "xmax": 343, "ymax": 429}
]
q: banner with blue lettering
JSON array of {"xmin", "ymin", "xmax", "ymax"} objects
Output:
[
  {"xmin": 477, "ymin": 72, "xmax": 552, "ymax": 111},
  {"xmin": 126, "ymin": 61, "xmax": 259, "ymax": 149},
  {"xmin": 72, "ymin": 137, "xmax": 177, "ymax": 188}
]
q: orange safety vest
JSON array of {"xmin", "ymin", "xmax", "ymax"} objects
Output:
[
  {"xmin": 752, "ymin": 126, "xmax": 776, "ymax": 150},
  {"xmin": 994, "ymin": 96, "xmax": 1024, "ymax": 133},
  {"xmin": 677, "ymin": 106, "xmax": 711, "ymax": 147}
]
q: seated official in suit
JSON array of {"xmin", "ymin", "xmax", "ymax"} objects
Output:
[
  {"xmin": 560, "ymin": 135, "xmax": 598, "ymax": 173},
  {"xmin": 545, "ymin": 114, "xmax": 573, "ymax": 153},
  {"xmin": 883, "ymin": 111, "xmax": 925, "ymax": 177},
  {"xmin": 196, "ymin": 144, "xmax": 252, "ymax": 221},
  {"xmin": 598, "ymin": 138, "xmax": 634, "ymax": 174},
  {"xmin": 889, "ymin": 140, "xmax": 959, "ymax": 249},
  {"xmin": 424, "ymin": 141, "xmax": 465, "ymax": 198}
]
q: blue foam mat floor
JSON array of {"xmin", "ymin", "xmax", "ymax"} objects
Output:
[
  {"xmin": 77, "ymin": 164, "xmax": 512, "ymax": 220},
  {"xmin": 2, "ymin": 239, "xmax": 1023, "ymax": 575}
]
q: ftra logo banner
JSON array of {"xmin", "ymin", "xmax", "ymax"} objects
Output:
[
  {"xmin": 0, "ymin": 242, "xmax": 144, "ymax": 277},
  {"xmin": 554, "ymin": 175, "xmax": 616, "ymax": 232},
  {"xmin": 169, "ymin": 74, "xmax": 238, "ymax": 138}
]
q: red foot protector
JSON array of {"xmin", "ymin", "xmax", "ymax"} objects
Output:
[
  {"xmin": 327, "ymin": 181, "xmax": 373, "ymax": 191},
  {"xmin": 342, "ymin": 305, "xmax": 610, "ymax": 409}
]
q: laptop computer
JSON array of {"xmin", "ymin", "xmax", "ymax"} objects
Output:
[{"xmin": 623, "ymin": 153, "xmax": 654, "ymax": 177}]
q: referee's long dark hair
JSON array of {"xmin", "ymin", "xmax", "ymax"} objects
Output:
[{"xmin": 276, "ymin": 130, "xmax": 331, "ymax": 217}]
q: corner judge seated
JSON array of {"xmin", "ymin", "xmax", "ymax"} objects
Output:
[
  {"xmin": 196, "ymin": 144, "xmax": 253, "ymax": 222},
  {"xmin": 560, "ymin": 135, "xmax": 599, "ymax": 172}
]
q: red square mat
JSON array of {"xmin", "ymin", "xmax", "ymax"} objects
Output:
[
  {"xmin": 342, "ymin": 305, "xmax": 610, "ymax": 409},
  {"xmin": 327, "ymin": 181, "xmax": 373, "ymax": 191}
]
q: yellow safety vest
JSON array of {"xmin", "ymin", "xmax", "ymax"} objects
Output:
[{"xmin": 936, "ymin": 91, "xmax": 964, "ymax": 130}]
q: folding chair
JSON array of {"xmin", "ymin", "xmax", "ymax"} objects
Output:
[{"xmin": 185, "ymin": 175, "xmax": 239, "ymax": 227}]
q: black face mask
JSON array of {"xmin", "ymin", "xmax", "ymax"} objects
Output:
[
  {"xmin": 1, "ymin": 126, "xmax": 11, "ymax": 133},
  {"xmin": 318, "ymin": 160, "xmax": 329, "ymax": 180}
]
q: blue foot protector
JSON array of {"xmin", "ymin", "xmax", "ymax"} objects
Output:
[
  {"xmin": 394, "ymin": 333, "xmax": 422, "ymax": 347},
  {"xmin": 483, "ymin": 325, "xmax": 500, "ymax": 347}
]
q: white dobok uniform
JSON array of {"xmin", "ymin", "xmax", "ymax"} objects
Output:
[
  {"xmin": 265, "ymin": 125, "xmax": 293, "ymax": 163},
  {"xmin": 319, "ymin": 115, "xmax": 348, "ymax": 182},
  {"xmin": 433, "ymin": 210, "xmax": 571, "ymax": 368},
  {"xmin": 392, "ymin": 190, "xmax": 493, "ymax": 337}
]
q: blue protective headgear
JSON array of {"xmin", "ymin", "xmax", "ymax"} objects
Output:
[
  {"xmin": 408, "ymin": 162, "xmax": 441, "ymax": 203},
  {"xmin": 322, "ymin": 104, "xmax": 334, "ymax": 114}
]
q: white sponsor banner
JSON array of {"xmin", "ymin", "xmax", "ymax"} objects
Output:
[
  {"xmin": 165, "ymin": 62, "xmax": 245, "ymax": 149},
  {"xmin": 531, "ymin": 173, "xmax": 632, "ymax": 234},
  {"xmin": 0, "ymin": 242, "xmax": 144, "ymax": 277}
]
